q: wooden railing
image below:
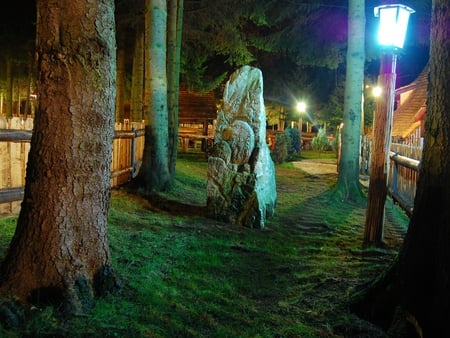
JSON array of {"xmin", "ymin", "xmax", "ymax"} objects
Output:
[
  {"xmin": 0, "ymin": 118, "xmax": 144, "ymax": 213},
  {"xmin": 360, "ymin": 137, "xmax": 421, "ymax": 216},
  {"xmin": 387, "ymin": 150, "xmax": 420, "ymax": 217}
]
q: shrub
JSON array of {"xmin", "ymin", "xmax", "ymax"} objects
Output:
[
  {"xmin": 285, "ymin": 127, "xmax": 301, "ymax": 156},
  {"xmin": 311, "ymin": 128, "xmax": 330, "ymax": 155},
  {"xmin": 271, "ymin": 132, "xmax": 289, "ymax": 163}
]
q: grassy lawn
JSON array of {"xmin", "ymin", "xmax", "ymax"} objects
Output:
[{"xmin": 0, "ymin": 151, "xmax": 408, "ymax": 337}]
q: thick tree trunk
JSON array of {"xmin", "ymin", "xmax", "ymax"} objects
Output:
[
  {"xmin": 139, "ymin": 0, "xmax": 171, "ymax": 193},
  {"xmin": 334, "ymin": 0, "xmax": 365, "ymax": 203},
  {"xmin": 0, "ymin": 0, "xmax": 117, "ymax": 314},
  {"xmin": 395, "ymin": 2, "xmax": 450, "ymax": 334},
  {"xmin": 130, "ymin": 30, "xmax": 144, "ymax": 123},
  {"xmin": 353, "ymin": 1, "xmax": 450, "ymax": 336}
]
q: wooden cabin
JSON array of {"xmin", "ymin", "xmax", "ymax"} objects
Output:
[
  {"xmin": 392, "ymin": 66, "xmax": 428, "ymax": 146},
  {"xmin": 178, "ymin": 85, "xmax": 218, "ymax": 151}
]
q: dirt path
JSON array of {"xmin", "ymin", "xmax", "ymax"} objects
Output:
[{"xmin": 292, "ymin": 159, "xmax": 338, "ymax": 175}]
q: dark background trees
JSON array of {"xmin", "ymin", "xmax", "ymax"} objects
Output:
[
  {"xmin": 1, "ymin": 0, "xmax": 431, "ymax": 130},
  {"xmin": 0, "ymin": 1, "xmax": 36, "ymax": 117}
]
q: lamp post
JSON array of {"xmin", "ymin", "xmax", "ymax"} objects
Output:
[
  {"xmin": 364, "ymin": 4, "xmax": 414, "ymax": 244},
  {"xmin": 296, "ymin": 101, "xmax": 306, "ymax": 153}
]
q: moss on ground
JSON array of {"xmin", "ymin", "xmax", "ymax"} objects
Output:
[{"xmin": 0, "ymin": 151, "xmax": 408, "ymax": 337}]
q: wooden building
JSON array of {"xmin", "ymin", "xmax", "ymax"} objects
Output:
[
  {"xmin": 392, "ymin": 66, "xmax": 428, "ymax": 146},
  {"xmin": 178, "ymin": 85, "xmax": 218, "ymax": 151}
]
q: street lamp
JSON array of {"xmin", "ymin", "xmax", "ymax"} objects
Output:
[
  {"xmin": 375, "ymin": 4, "xmax": 415, "ymax": 49},
  {"xmin": 296, "ymin": 101, "xmax": 306, "ymax": 152},
  {"xmin": 364, "ymin": 3, "xmax": 414, "ymax": 244}
]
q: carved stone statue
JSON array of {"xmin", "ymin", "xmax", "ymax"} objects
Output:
[{"xmin": 207, "ymin": 66, "xmax": 277, "ymax": 229}]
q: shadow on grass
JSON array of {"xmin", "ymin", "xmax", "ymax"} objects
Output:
[{"xmin": 147, "ymin": 194, "xmax": 207, "ymax": 217}]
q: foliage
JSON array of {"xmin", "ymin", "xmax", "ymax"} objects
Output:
[
  {"xmin": 285, "ymin": 126, "xmax": 301, "ymax": 155},
  {"xmin": 271, "ymin": 131, "xmax": 289, "ymax": 163},
  {"xmin": 0, "ymin": 151, "xmax": 410, "ymax": 337},
  {"xmin": 301, "ymin": 150, "xmax": 337, "ymax": 160},
  {"xmin": 270, "ymin": 128, "xmax": 300, "ymax": 163},
  {"xmin": 311, "ymin": 128, "xmax": 330, "ymax": 154},
  {"xmin": 180, "ymin": 0, "xmax": 350, "ymax": 103}
]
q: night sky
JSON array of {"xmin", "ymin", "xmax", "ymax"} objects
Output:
[{"xmin": 1, "ymin": 1, "xmax": 430, "ymax": 96}]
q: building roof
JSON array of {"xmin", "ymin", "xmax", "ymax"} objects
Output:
[{"xmin": 391, "ymin": 65, "xmax": 428, "ymax": 139}]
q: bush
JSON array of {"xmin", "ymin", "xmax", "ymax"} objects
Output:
[
  {"xmin": 285, "ymin": 127, "xmax": 301, "ymax": 155},
  {"xmin": 271, "ymin": 132, "xmax": 289, "ymax": 163},
  {"xmin": 311, "ymin": 128, "xmax": 330, "ymax": 155}
]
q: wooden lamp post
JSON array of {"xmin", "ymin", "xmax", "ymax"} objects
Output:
[{"xmin": 364, "ymin": 3, "xmax": 415, "ymax": 244}]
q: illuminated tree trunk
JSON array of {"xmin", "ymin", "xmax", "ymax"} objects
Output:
[
  {"xmin": 353, "ymin": 1, "xmax": 450, "ymax": 335},
  {"xmin": 139, "ymin": 0, "xmax": 171, "ymax": 193},
  {"xmin": 364, "ymin": 54, "xmax": 396, "ymax": 244},
  {"xmin": 167, "ymin": 0, "xmax": 184, "ymax": 178},
  {"xmin": 130, "ymin": 30, "xmax": 144, "ymax": 123},
  {"xmin": 334, "ymin": 0, "xmax": 365, "ymax": 202},
  {"xmin": 0, "ymin": 0, "xmax": 117, "ymax": 313}
]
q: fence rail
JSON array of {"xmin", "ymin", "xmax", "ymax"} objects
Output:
[
  {"xmin": 388, "ymin": 151, "xmax": 420, "ymax": 217},
  {"xmin": 360, "ymin": 137, "xmax": 421, "ymax": 216},
  {"xmin": 0, "ymin": 118, "xmax": 144, "ymax": 213}
]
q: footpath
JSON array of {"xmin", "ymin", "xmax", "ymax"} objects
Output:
[{"xmin": 292, "ymin": 158, "xmax": 338, "ymax": 175}]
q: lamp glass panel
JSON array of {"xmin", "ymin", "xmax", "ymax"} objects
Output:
[{"xmin": 377, "ymin": 5, "xmax": 413, "ymax": 49}]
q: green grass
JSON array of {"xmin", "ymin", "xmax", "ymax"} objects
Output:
[
  {"xmin": 300, "ymin": 149, "xmax": 338, "ymax": 160},
  {"xmin": 0, "ymin": 151, "xmax": 408, "ymax": 337}
]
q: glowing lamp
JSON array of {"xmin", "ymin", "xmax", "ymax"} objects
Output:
[
  {"xmin": 374, "ymin": 4, "xmax": 415, "ymax": 49},
  {"xmin": 296, "ymin": 101, "xmax": 306, "ymax": 114}
]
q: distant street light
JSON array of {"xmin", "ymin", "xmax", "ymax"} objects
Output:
[
  {"xmin": 296, "ymin": 101, "xmax": 306, "ymax": 152},
  {"xmin": 372, "ymin": 86, "xmax": 382, "ymax": 98},
  {"xmin": 365, "ymin": 3, "xmax": 415, "ymax": 244}
]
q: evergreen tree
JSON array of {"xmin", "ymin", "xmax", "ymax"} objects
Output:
[
  {"xmin": 0, "ymin": 0, "xmax": 117, "ymax": 312},
  {"xmin": 333, "ymin": 0, "xmax": 365, "ymax": 202},
  {"xmin": 139, "ymin": 0, "xmax": 172, "ymax": 193},
  {"xmin": 311, "ymin": 128, "xmax": 330, "ymax": 155}
]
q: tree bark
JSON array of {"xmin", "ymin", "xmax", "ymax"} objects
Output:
[
  {"xmin": 334, "ymin": 0, "xmax": 365, "ymax": 203},
  {"xmin": 364, "ymin": 54, "xmax": 397, "ymax": 244},
  {"xmin": 115, "ymin": 47, "xmax": 126, "ymax": 122},
  {"xmin": 139, "ymin": 0, "xmax": 171, "ymax": 193},
  {"xmin": 394, "ymin": 2, "xmax": 450, "ymax": 334},
  {"xmin": 167, "ymin": 0, "xmax": 184, "ymax": 179},
  {"xmin": 130, "ymin": 29, "xmax": 144, "ymax": 123},
  {"xmin": 0, "ymin": 0, "xmax": 117, "ymax": 314}
]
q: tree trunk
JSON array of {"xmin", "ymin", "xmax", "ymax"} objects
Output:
[
  {"xmin": 115, "ymin": 48, "xmax": 126, "ymax": 122},
  {"xmin": 364, "ymin": 54, "xmax": 397, "ymax": 244},
  {"xmin": 5, "ymin": 59, "xmax": 13, "ymax": 118},
  {"xmin": 130, "ymin": 29, "xmax": 144, "ymax": 123},
  {"xmin": 0, "ymin": 0, "xmax": 117, "ymax": 314},
  {"xmin": 334, "ymin": 0, "xmax": 365, "ymax": 203},
  {"xmin": 394, "ymin": 2, "xmax": 450, "ymax": 334},
  {"xmin": 139, "ymin": 0, "xmax": 171, "ymax": 193},
  {"xmin": 167, "ymin": 0, "xmax": 184, "ymax": 179},
  {"xmin": 353, "ymin": 1, "xmax": 450, "ymax": 336}
]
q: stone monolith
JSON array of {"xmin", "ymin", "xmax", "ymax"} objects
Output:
[{"xmin": 206, "ymin": 66, "xmax": 277, "ymax": 229}]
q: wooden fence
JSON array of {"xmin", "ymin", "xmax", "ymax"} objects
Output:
[
  {"xmin": 388, "ymin": 151, "xmax": 420, "ymax": 217},
  {"xmin": 360, "ymin": 136, "xmax": 421, "ymax": 216},
  {"xmin": 0, "ymin": 117, "xmax": 144, "ymax": 213}
]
